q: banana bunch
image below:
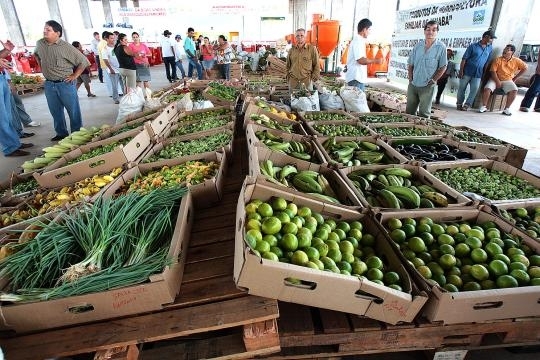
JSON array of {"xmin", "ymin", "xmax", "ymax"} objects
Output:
[
  {"xmin": 249, "ymin": 114, "xmax": 293, "ymax": 133},
  {"xmin": 321, "ymin": 137, "xmax": 388, "ymax": 166},
  {"xmin": 255, "ymin": 130, "xmax": 314, "ymax": 161},
  {"xmin": 347, "ymin": 167, "xmax": 449, "ymax": 209},
  {"xmin": 259, "ymin": 159, "xmax": 340, "ymax": 204},
  {"xmin": 20, "ymin": 127, "xmax": 100, "ymax": 173}
]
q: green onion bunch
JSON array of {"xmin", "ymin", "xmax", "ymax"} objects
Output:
[{"xmin": 0, "ymin": 187, "xmax": 187, "ymax": 302}]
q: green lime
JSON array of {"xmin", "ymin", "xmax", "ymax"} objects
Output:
[
  {"xmin": 314, "ymin": 242, "xmax": 329, "ymax": 257},
  {"xmin": 528, "ymin": 266, "xmax": 540, "ymax": 279},
  {"xmin": 454, "ymin": 242, "xmax": 471, "ymax": 258},
  {"xmin": 427, "ymin": 261, "xmax": 444, "ymax": 276},
  {"xmin": 463, "ymin": 281, "xmax": 482, "ymax": 291},
  {"xmin": 281, "ymin": 221, "xmax": 298, "ymax": 235},
  {"xmin": 274, "ymin": 211, "xmax": 291, "ymax": 224},
  {"xmin": 280, "ymin": 233, "xmax": 298, "ymax": 251},
  {"xmin": 366, "ymin": 255, "xmax": 384, "ymax": 270},
  {"xmin": 401, "ymin": 224, "xmax": 416, "ymax": 237},
  {"xmin": 411, "ymin": 257, "xmax": 425, "ymax": 268},
  {"xmin": 488, "ymin": 259, "xmax": 508, "ymax": 277},
  {"xmin": 255, "ymin": 239, "xmax": 271, "ymax": 253},
  {"xmin": 493, "ymin": 253, "xmax": 511, "ymax": 265},
  {"xmin": 439, "ymin": 244, "xmax": 455, "ymax": 256},
  {"xmin": 480, "ymin": 279, "xmax": 496, "ymax": 290},
  {"xmin": 437, "ymin": 233, "xmax": 455, "ymax": 246},
  {"xmin": 339, "ymin": 240, "xmax": 355, "ymax": 255},
  {"xmin": 431, "ymin": 223, "xmax": 445, "ymax": 236},
  {"xmin": 297, "ymin": 206, "xmax": 312, "ymax": 218},
  {"xmin": 417, "ymin": 265, "xmax": 432, "ymax": 279},
  {"xmin": 444, "ymin": 283, "xmax": 459, "ymax": 292},
  {"xmin": 261, "ymin": 216, "xmax": 282, "ymax": 235},
  {"xmin": 416, "ymin": 223, "xmax": 431, "ymax": 234},
  {"xmin": 402, "ymin": 217, "xmax": 417, "ymax": 227},
  {"xmin": 470, "ymin": 248, "xmax": 488, "ymax": 263},
  {"xmin": 257, "ymin": 202, "xmax": 273, "ymax": 217},
  {"xmin": 496, "ymin": 274, "xmax": 519, "ymax": 288},
  {"xmin": 366, "ymin": 268, "xmax": 384, "ymax": 281},
  {"xmin": 271, "ymin": 197, "xmax": 288, "ymax": 211},
  {"xmin": 360, "ymin": 233, "xmax": 375, "ymax": 247},
  {"xmin": 263, "ymin": 234, "xmax": 278, "ymax": 247},
  {"xmin": 466, "ymin": 228, "xmax": 485, "ymax": 241},
  {"xmin": 327, "ymin": 248, "xmax": 342, "ymax": 263},
  {"xmin": 446, "ymin": 274, "xmax": 463, "ymax": 289},
  {"xmin": 383, "ymin": 271, "xmax": 400, "ymax": 285},
  {"xmin": 470, "ymin": 264, "xmax": 490, "ymax": 281},
  {"xmin": 485, "ymin": 241, "xmax": 504, "ymax": 258},
  {"xmin": 387, "ymin": 218, "xmax": 402, "ymax": 230},
  {"xmin": 465, "ymin": 236, "xmax": 483, "ymax": 249},
  {"xmin": 245, "ymin": 229, "xmax": 262, "ymax": 249},
  {"xmin": 347, "ymin": 228, "xmax": 363, "ymax": 241},
  {"xmin": 262, "ymin": 251, "xmax": 279, "ymax": 261},
  {"xmin": 445, "ymin": 224, "xmax": 459, "ymax": 236},
  {"xmin": 408, "ymin": 236, "xmax": 426, "ymax": 253},
  {"xmin": 304, "ymin": 246, "xmax": 320, "ymax": 261},
  {"xmin": 270, "ymin": 246, "xmax": 284, "ymax": 259},
  {"xmin": 352, "ymin": 259, "xmax": 368, "ymax": 275},
  {"xmin": 296, "ymin": 227, "xmax": 313, "ymax": 248},
  {"xmin": 510, "ymin": 269, "xmax": 530, "ymax": 285},
  {"xmin": 291, "ymin": 250, "xmax": 309, "ymax": 265},
  {"xmin": 439, "ymin": 253, "xmax": 457, "ymax": 269},
  {"xmin": 350, "ymin": 220, "xmax": 363, "ymax": 231},
  {"xmin": 529, "ymin": 254, "xmax": 540, "ymax": 267}
]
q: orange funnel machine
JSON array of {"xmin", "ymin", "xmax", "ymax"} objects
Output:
[{"xmin": 311, "ymin": 20, "xmax": 340, "ymax": 58}]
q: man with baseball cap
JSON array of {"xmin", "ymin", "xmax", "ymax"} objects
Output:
[
  {"xmin": 160, "ymin": 30, "xmax": 177, "ymax": 82},
  {"xmin": 456, "ymin": 30, "xmax": 497, "ymax": 111}
]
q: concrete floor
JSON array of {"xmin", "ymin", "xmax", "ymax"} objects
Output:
[{"xmin": 1, "ymin": 67, "xmax": 539, "ymax": 359}]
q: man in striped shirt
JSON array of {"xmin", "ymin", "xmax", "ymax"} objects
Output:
[{"xmin": 34, "ymin": 20, "xmax": 90, "ymax": 141}]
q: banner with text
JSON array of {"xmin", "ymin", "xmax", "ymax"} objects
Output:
[{"xmin": 389, "ymin": 0, "xmax": 496, "ymax": 88}]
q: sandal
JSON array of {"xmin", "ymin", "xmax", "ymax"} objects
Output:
[{"xmin": 87, "ymin": 93, "xmax": 96, "ymax": 97}]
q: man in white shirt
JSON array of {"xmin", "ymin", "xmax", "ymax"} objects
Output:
[
  {"xmin": 345, "ymin": 18, "xmax": 382, "ymax": 91},
  {"xmin": 174, "ymin": 35, "xmax": 187, "ymax": 79},
  {"xmin": 160, "ymin": 30, "xmax": 177, "ymax": 82},
  {"xmin": 90, "ymin": 31, "xmax": 103, "ymax": 83},
  {"xmin": 101, "ymin": 32, "xmax": 124, "ymax": 104}
]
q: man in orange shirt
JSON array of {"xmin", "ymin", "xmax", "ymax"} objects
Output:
[{"xmin": 478, "ymin": 44, "xmax": 527, "ymax": 115}]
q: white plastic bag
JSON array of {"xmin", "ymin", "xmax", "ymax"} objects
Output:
[
  {"xmin": 177, "ymin": 93, "xmax": 193, "ymax": 111},
  {"xmin": 290, "ymin": 90, "xmax": 320, "ymax": 112},
  {"xmin": 143, "ymin": 87, "xmax": 153, "ymax": 99},
  {"xmin": 319, "ymin": 87, "xmax": 345, "ymax": 110},
  {"xmin": 192, "ymin": 100, "xmax": 214, "ymax": 110},
  {"xmin": 116, "ymin": 87, "xmax": 145, "ymax": 124},
  {"xmin": 340, "ymin": 86, "xmax": 370, "ymax": 113}
]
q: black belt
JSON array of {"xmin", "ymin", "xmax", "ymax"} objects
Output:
[{"xmin": 46, "ymin": 79, "xmax": 64, "ymax": 83}]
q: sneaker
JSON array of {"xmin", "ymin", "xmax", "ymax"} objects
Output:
[
  {"xmin": 25, "ymin": 121, "xmax": 41, "ymax": 127},
  {"xmin": 462, "ymin": 104, "xmax": 470, "ymax": 111},
  {"xmin": 520, "ymin": 107, "xmax": 530, "ymax": 112},
  {"xmin": 478, "ymin": 106, "xmax": 487, "ymax": 113},
  {"xmin": 114, "ymin": 100, "xmax": 120, "ymax": 104},
  {"xmin": 87, "ymin": 93, "xmax": 97, "ymax": 97},
  {"xmin": 502, "ymin": 108, "xmax": 512, "ymax": 116},
  {"xmin": 456, "ymin": 105, "xmax": 463, "ymax": 111}
]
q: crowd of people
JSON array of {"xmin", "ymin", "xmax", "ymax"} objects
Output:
[{"xmin": 159, "ymin": 27, "xmax": 234, "ymax": 82}]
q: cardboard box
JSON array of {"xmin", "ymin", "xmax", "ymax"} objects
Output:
[
  {"xmin": 314, "ymin": 136, "xmax": 408, "ymax": 167},
  {"xmin": 148, "ymin": 102, "xmax": 180, "ymax": 139},
  {"xmin": 489, "ymin": 200, "xmax": 540, "ymax": 242},
  {"xmin": 368, "ymin": 123, "xmax": 445, "ymax": 140},
  {"xmin": 244, "ymin": 101, "xmax": 298, "ymax": 129},
  {"xmin": 248, "ymin": 147, "xmax": 362, "ymax": 208},
  {"xmin": 375, "ymin": 208, "xmax": 540, "ymax": 324},
  {"xmin": 303, "ymin": 120, "xmax": 374, "ymax": 137},
  {"xmin": 104, "ymin": 151, "xmax": 226, "ymax": 209},
  {"xmin": 351, "ymin": 112, "xmax": 420, "ymax": 125},
  {"xmin": 33, "ymin": 127, "xmax": 152, "ymax": 189},
  {"xmin": 424, "ymin": 159, "xmax": 540, "ymax": 204},
  {"xmin": 202, "ymin": 87, "xmax": 239, "ymax": 107},
  {"xmin": 448, "ymin": 126, "xmax": 509, "ymax": 161},
  {"xmin": 487, "ymin": 93, "xmax": 507, "ymax": 112},
  {"xmin": 141, "ymin": 126, "xmax": 234, "ymax": 165},
  {"xmin": 298, "ymin": 109, "xmax": 355, "ymax": 123},
  {"xmin": 233, "ymin": 178, "xmax": 428, "ymax": 324},
  {"xmin": 245, "ymin": 108, "xmax": 306, "ymax": 135},
  {"xmin": 338, "ymin": 164, "xmax": 474, "ymax": 210},
  {"xmin": 0, "ymin": 191, "xmax": 193, "ymax": 334},
  {"xmin": 0, "ymin": 172, "xmax": 37, "ymax": 207},
  {"xmin": 246, "ymin": 124, "xmax": 324, "ymax": 164},
  {"xmin": 385, "ymin": 137, "xmax": 488, "ymax": 166}
]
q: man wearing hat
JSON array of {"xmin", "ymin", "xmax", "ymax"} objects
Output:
[
  {"xmin": 160, "ymin": 30, "xmax": 177, "ymax": 82},
  {"xmin": 456, "ymin": 30, "xmax": 496, "ymax": 111}
]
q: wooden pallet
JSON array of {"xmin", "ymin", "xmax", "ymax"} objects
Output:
[
  {"xmin": 0, "ymin": 127, "xmax": 281, "ymax": 360},
  {"xmin": 264, "ymin": 302, "xmax": 540, "ymax": 359},
  {"xmin": 16, "ymin": 86, "xmax": 44, "ymax": 96}
]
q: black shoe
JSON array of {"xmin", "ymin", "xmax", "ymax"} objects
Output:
[
  {"xmin": 51, "ymin": 135, "xmax": 67, "ymax": 141},
  {"xmin": 19, "ymin": 143, "xmax": 34, "ymax": 149},
  {"xmin": 20, "ymin": 132, "xmax": 35, "ymax": 138},
  {"xmin": 6, "ymin": 149, "xmax": 30, "ymax": 157},
  {"xmin": 169, "ymin": 80, "xmax": 174, "ymax": 83}
]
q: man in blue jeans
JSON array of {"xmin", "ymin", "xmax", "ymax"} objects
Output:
[
  {"xmin": 0, "ymin": 40, "xmax": 33, "ymax": 157},
  {"xmin": 456, "ymin": 30, "xmax": 496, "ymax": 111},
  {"xmin": 34, "ymin": 20, "xmax": 90, "ymax": 141},
  {"xmin": 184, "ymin": 27, "xmax": 203, "ymax": 80},
  {"xmin": 519, "ymin": 60, "xmax": 540, "ymax": 112}
]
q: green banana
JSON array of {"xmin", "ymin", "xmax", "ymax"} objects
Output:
[
  {"xmin": 306, "ymin": 192, "xmax": 341, "ymax": 204},
  {"xmin": 377, "ymin": 189, "xmax": 400, "ymax": 208},
  {"xmin": 260, "ymin": 160, "xmax": 274, "ymax": 178},
  {"xmin": 263, "ymin": 130, "xmax": 282, "ymax": 142},
  {"xmin": 365, "ymin": 173, "xmax": 377, "ymax": 181},
  {"xmin": 386, "ymin": 174, "xmax": 403, "ymax": 187},
  {"xmin": 267, "ymin": 141, "xmax": 290, "ymax": 151},
  {"xmin": 360, "ymin": 141, "xmax": 380, "ymax": 151},
  {"xmin": 289, "ymin": 151, "xmax": 312, "ymax": 161},
  {"xmin": 422, "ymin": 191, "xmax": 449, "ymax": 207},
  {"xmin": 386, "ymin": 185, "xmax": 421, "ymax": 208},
  {"xmin": 420, "ymin": 198, "xmax": 436, "ymax": 208},
  {"xmin": 292, "ymin": 174, "xmax": 323, "ymax": 193},
  {"xmin": 321, "ymin": 136, "xmax": 336, "ymax": 151},
  {"xmin": 296, "ymin": 170, "xmax": 319, "ymax": 180},
  {"xmin": 377, "ymin": 174, "xmax": 390, "ymax": 187},
  {"xmin": 380, "ymin": 167, "xmax": 412, "ymax": 178},
  {"xmin": 417, "ymin": 184, "xmax": 437, "ymax": 194},
  {"xmin": 333, "ymin": 146, "xmax": 355, "ymax": 160},
  {"xmin": 402, "ymin": 178, "xmax": 412, "ymax": 187},
  {"xmin": 317, "ymin": 174, "xmax": 338, "ymax": 198},
  {"xmin": 337, "ymin": 141, "xmax": 360, "ymax": 149},
  {"xmin": 279, "ymin": 164, "xmax": 298, "ymax": 181}
]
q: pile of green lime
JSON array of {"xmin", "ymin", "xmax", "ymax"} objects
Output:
[
  {"xmin": 244, "ymin": 196, "xmax": 405, "ymax": 291},
  {"xmin": 499, "ymin": 206, "xmax": 540, "ymax": 241},
  {"xmin": 385, "ymin": 216, "xmax": 540, "ymax": 292}
]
